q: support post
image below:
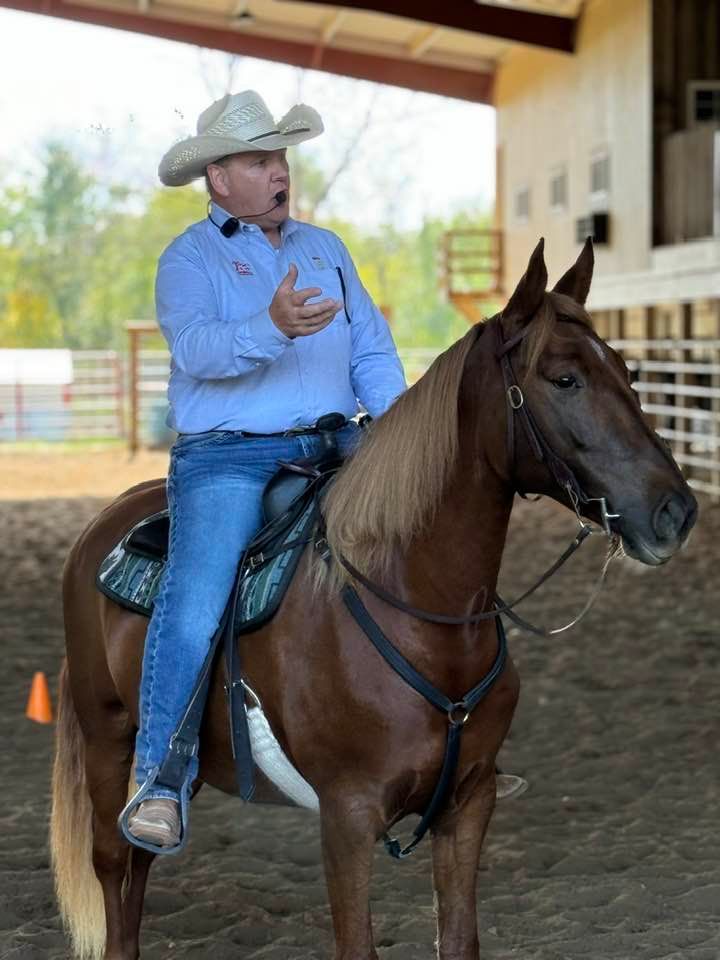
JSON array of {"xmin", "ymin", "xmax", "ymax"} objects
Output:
[
  {"xmin": 128, "ymin": 326, "xmax": 140, "ymax": 456},
  {"xmin": 712, "ymin": 299, "xmax": 720, "ymax": 501},
  {"xmin": 114, "ymin": 351, "xmax": 126, "ymax": 440},
  {"xmin": 672, "ymin": 302, "xmax": 693, "ymax": 468},
  {"xmin": 643, "ymin": 305, "xmax": 658, "ymax": 430}
]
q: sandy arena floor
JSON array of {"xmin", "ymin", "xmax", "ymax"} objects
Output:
[{"xmin": 0, "ymin": 450, "xmax": 718, "ymax": 959}]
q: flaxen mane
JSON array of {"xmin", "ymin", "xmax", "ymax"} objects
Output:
[
  {"xmin": 320, "ymin": 324, "xmax": 482, "ymax": 589},
  {"xmin": 319, "ymin": 292, "xmax": 592, "ymax": 591}
]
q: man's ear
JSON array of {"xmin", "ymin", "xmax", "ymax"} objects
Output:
[
  {"xmin": 501, "ymin": 237, "xmax": 548, "ymax": 337},
  {"xmin": 206, "ymin": 162, "xmax": 229, "ymax": 197},
  {"xmin": 552, "ymin": 237, "xmax": 594, "ymax": 305}
]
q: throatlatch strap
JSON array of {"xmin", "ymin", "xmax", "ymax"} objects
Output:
[{"xmin": 342, "ymin": 585, "xmax": 508, "ymax": 859}]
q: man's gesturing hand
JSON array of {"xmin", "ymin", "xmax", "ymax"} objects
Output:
[{"xmin": 269, "ymin": 263, "xmax": 342, "ymax": 338}]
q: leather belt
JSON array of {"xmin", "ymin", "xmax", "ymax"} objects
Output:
[{"xmin": 241, "ymin": 426, "xmax": 324, "ymax": 438}]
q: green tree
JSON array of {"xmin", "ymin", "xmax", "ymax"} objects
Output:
[
  {"xmin": 83, "ymin": 185, "xmax": 206, "ymax": 349},
  {"xmin": 0, "ymin": 142, "xmax": 206, "ymax": 350},
  {"xmin": 0, "ymin": 142, "xmax": 105, "ymax": 347},
  {"xmin": 0, "ymin": 137, "xmax": 494, "ymax": 354}
]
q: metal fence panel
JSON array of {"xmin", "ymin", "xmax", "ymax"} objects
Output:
[
  {"xmin": 0, "ymin": 350, "xmax": 124, "ymax": 441},
  {"xmin": 2, "ymin": 340, "xmax": 717, "ymax": 501}
]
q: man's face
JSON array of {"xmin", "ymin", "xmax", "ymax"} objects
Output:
[{"xmin": 207, "ymin": 149, "xmax": 290, "ymax": 227}]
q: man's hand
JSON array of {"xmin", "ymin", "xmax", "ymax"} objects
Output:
[{"xmin": 269, "ymin": 263, "xmax": 342, "ymax": 338}]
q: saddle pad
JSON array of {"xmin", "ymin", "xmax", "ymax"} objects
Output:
[{"xmin": 96, "ymin": 500, "xmax": 317, "ymax": 633}]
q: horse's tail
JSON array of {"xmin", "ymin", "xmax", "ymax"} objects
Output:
[{"xmin": 50, "ymin": 660, "xmax": 107, "ymax": 960}]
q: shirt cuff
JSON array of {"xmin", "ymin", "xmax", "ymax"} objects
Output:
[
  {"xmin": 233, "ymin": 308, "xmax": 292, "ymax": 367},
  {"xmin": 362, "ymin": 389, "xmax": 404, "ymax": 419}
]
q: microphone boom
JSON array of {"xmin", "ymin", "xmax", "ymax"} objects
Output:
[{"xmin": 211, "ymin": 190, "xmax": 288, "ymax": 238}]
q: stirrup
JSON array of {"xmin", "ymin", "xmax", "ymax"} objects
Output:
[{"xmin": 117, "ymin": 767, "xmax": 192, "ymax": 856}]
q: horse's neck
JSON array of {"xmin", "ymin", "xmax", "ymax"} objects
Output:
[
  {"xmin": 399, "ymin": 457, "xmax": 513, "ymax": 623},
  {"xmin": 394, "ymin": 332, "xmax": 514, "ymax": 622}
]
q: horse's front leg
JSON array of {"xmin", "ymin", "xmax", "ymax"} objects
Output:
[
  {"xmin": 320, "ymin": 791, "xmax": 382, "ymax": 960},
  {"xmin": 430, "ymin": 772, "xmax": 496, "ymax": 960}
]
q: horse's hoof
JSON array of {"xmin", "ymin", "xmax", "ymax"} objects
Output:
[{"xmin": 496, "ymin": 774, "xmax": 528, "ymax": 800}]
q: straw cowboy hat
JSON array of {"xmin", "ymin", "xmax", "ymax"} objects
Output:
[{"xmin": 159, "ymin": 89, "xmax": 324, "ymax": 187}]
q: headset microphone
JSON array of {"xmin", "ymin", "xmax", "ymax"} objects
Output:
[
  {"xmin": 211, "ymin": 191, "xmax": 289, "ymax": 238},
  {"xmin": 220, "ymin": 217, "xmax": 239, "ymax": 238}
]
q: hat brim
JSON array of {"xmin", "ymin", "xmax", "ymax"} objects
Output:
[{"xmin": 159, "ymin": 104, "xmax": 323, "ymax": 187}]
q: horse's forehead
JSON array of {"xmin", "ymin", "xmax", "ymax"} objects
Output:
[
  {"xmin": 553, "ymin": 321, "xmax": 608, "ymax": 364},
  {"xmin": 588, "ymin": 337, "xmax": 608, "ymax": 363}
]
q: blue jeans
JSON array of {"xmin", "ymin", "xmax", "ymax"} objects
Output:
[{"xmin": 135, "ymin": 423, "xmax": 360, "ymax": 800}]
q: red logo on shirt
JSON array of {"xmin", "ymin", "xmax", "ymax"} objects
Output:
[{"xmin": 233, "ymin": 260, "xmax": 254, "ymax": 276}]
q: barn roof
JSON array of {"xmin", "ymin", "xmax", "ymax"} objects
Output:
[{"xmin": 0, "ymin": 0, "xmax": 582, "ymax": 102}]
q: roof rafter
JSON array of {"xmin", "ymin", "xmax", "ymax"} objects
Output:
[
  {"xmin": 0, "ymin": 0, "xmax": 495, "ymax": 102},
  {"xmin": 408, "ymin": 25, "xmax": 439, "ymax": 59},
  {"xmin": 321, "ymin": 9, "xmax": 347, "ymax": 43},
  {"xmin": 288, "ymin": 0, "xmax": 578, "ymax": 53}
]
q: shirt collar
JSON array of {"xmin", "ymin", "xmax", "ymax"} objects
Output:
[{"xmin": 209, "ymin": 201, "xmax": 298, "ymax": 242}]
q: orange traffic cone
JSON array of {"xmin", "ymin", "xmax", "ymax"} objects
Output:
[{"xmin": 26, "ymin": 671, "xmax": 53, "ymax": 724}]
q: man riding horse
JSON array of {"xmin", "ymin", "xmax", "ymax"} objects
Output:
[
  {"xmin": 123, "ymin": 88, "xmax": 406, "ymax": 845},
  {"xmin": 125, "ymin": 90, "xmax": 527, "ymax": 848}
]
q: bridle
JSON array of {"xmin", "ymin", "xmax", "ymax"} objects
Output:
[
  {"xmin": 328, "ymin": 313, "xmax": 623, "ymax": 638},
  {"xmin": 495, "ymin": 314, "xmax": 621, "ymax": 537}
]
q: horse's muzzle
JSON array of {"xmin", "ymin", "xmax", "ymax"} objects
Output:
[{"xmin": 620, "ymin": 489, "xmax": 698, "ymax": 565}]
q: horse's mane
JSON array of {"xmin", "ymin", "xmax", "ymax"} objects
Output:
[{"xmin": 317, "ymin": 291, "xmax": 592, "ymax": 591}]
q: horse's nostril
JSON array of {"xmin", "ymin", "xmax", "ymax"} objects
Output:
[{"xmin": 653, "ymin": 493, "xmax": 691, "ymax": 542}]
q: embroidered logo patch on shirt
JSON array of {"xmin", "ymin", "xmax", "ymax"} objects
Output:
[
  {"xmin": 233, "ymin": 260, "xmax": 254, "ymax": 276},
  {"xmin": 311, "ymin": 256, "xmax": 327, "ymax": 269}
]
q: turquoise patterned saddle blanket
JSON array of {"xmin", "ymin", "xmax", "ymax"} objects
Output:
[{"xmin": 96, "ymin": 498, "xmax": 318, "ymax": 634}]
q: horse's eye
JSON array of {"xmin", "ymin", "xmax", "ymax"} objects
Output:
[{"xmin": 551, "ymin": 375, "xmax": 578, "ymax": 390}]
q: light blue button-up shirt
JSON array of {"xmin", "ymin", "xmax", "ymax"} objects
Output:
[{"xmin": 155, "ymin": 203, "xmax": 406, "ymax": 434}]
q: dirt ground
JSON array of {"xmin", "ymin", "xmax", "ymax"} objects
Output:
[
  {"xmin": 0, "ymin": 451, "xmax": 718, "ymax": 959},
  {"xmin": 0, "ymin": 448, "xmax": 171, "ymax": 500}
]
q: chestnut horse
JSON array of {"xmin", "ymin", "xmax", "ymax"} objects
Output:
[{"xmin": 51, "ymin": 239, "xmax": 696, "ymax": 960}]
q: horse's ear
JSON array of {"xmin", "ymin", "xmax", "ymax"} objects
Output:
[
  {"xmin": 552, "ymin": 237, "xmax": 594, "ymax": 305},
  {"xmin": 502, "ymin": 238, "xmax": 548, "ymax": 334}
]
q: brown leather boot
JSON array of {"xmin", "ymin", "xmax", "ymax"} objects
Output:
[{"xmin": 127, "ymin": 798, "xmax": 181, "ymax": 847}]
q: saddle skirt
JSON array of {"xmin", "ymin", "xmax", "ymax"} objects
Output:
[{"xmin": 96, "ymin": 495, "xmax": 318, "ymax": 634}]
